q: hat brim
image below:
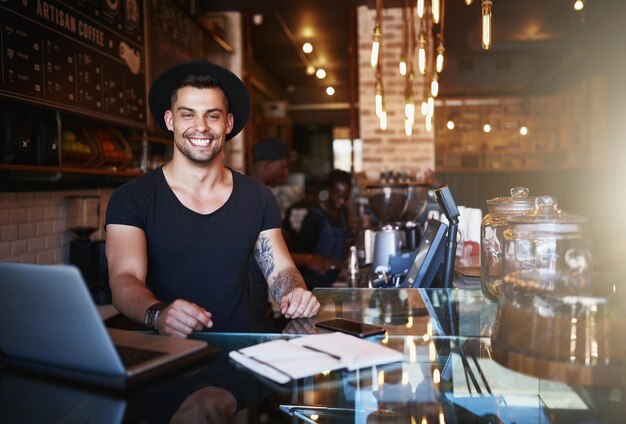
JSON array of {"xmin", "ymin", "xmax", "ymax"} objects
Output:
[{"xmin": 148, "ymin": 61, "xmax": 250, "ymax": 141}]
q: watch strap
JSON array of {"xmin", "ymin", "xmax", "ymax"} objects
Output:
[{"xmin": 143, "ymin": 302, "xmax": 168, "ymax": 330}]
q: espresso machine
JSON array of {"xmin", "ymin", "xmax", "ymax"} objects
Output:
[{"xmin": 67, "ymin": 195, "xmax": 110, "ymax": 304}]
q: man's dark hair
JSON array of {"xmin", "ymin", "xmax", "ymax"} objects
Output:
[
  {"xmin": 169, "ymin": 74, "xmax": 229, "ymax": 111},
  {"xmin": 252, "ymin": 138, "xmax": 290, "ymax": 163}
]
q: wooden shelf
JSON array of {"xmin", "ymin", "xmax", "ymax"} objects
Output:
[{"xmin": 0, "ymin": 164, "xmax": 142, "ymax": 177}]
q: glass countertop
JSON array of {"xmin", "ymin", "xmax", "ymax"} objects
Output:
[{"xmin": 2, "ymin": 288, "xmax": 624, "ymax": 423}]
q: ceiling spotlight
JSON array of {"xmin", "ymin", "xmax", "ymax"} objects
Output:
[
  {"xmin": 306, "ymin": 65, "xmax": 316, "ymax": 75},
  {"xmin": 326, "ymin": 86, "xmax": 335, "ymax": 96},
  {"xmin": 302, "ymin": 42, "xmax": 313, "ymax": 54},
  {"xmin": 573, "ymin": 0, "xmax": 584, "ymax": 11},
  {"xmin": 252, "ymin": 14, "xmax": 263, "ymax": 25},
  {"xmin": 315, "ymin": 68, "xmax": 326, "ymax": 79}
]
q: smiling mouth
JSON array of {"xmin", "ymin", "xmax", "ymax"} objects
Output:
[{"xmin": 187, "ymin": 137, "xmax": 214, "ymax": 147}]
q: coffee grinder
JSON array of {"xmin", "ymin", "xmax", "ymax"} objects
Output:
[
  {"xmin": 67, "ymin": 195, "xmax": 110, "ymax": 304},
  {"xmin": 401, "ymin": 183, "xmax": 430, "ymax": 249},
  {"xmin": 365, "ymin": 184, "xmax": 409, "ymax": 272}
]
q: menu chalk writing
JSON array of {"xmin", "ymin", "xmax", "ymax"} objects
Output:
[{"xmin": 0, "ymin": 0, "xmax": 148, "ymax": 128}]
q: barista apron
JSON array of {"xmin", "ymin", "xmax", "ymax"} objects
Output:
[{"xmin": 303, "ymin": 208, "xmax": 348, "ymax": 288}]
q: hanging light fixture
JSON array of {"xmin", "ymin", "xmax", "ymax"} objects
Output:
[
  {"xmin": 418, "ymin": 32, "xmax": 427, "ymax": 74},
  {"xmin": 431, "ymin": 74, "xmax": 439, "ymax": 97},
  {"xmin": 399, "ymin": 0, "xmax": 409, "ymax": 76},
  {"xmin": 436, "ymin": 40, "xmax": 445, "ymax": 73},
  {"xmin": 482, "ymin": 0, "xmax": 492, "ymax": 50},
  {"xmin": 432, "ymin": 0, "xmax": 440, "ymax": 24},
  {"xmin": 375, "ymin": 79, "xmax": 384, "ymax": 118},
  {"xmin": 371, "ymin": 0, "xmax": 383, "ymax": 67},
  {"xmin": 435, "ymin": 0, "xmax": 445, "ymax": 73}
]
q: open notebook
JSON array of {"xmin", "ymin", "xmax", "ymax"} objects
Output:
[
  {"xmin": 230, "ymin": 332, "xmax": 403, "ymax": 384},
  {"xmin": 0, "ymin": 263, "xmax": 215, "ymax": 388}
]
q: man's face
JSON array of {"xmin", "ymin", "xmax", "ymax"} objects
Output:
[
  {"xmin": 164, "ymin": 86, "xmax": 234, "ymax": 164},
  {"xmin": 328, "ymin": 182, "xmax": 351, "ymax": 211},
  {"xmin": 264, "ymin": 158, "xmax": 290, "ymax": 186}
]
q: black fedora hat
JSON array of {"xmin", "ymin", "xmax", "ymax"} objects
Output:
[{"xmin": 148, "ymin": 61, "xmax": 250, "ymax": 140}]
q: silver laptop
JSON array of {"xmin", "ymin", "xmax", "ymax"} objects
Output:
[{"xmin": 0, "ymin": 262, "xmax": 215, "ymax": 388}]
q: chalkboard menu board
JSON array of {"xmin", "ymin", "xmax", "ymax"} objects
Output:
[
  {"xmin": 148, "ymin": 0, "xmax": 209, "ymax": 81},
  {"xmin": 0, "ymin": 0, "xmax": 148, "ymax": 129}
]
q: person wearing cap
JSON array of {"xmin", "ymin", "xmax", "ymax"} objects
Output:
[
  {"xmin": 105, "ymin": 61, "xmax": 320, "ymax": 338},
  {"xmin": 249, "ymin": 137, "xmax": 290, "ymax": 187}
]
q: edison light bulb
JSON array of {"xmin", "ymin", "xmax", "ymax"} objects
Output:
[
  {"xmin": 421, "ymin": 100, "xmax": 428, "ymax": 116},
  {"xmin": 302, "ymin": 42, "xmax": 313, "ymax": 54},
  {"xmin": 465, "ymin": 0, "xmax": 473, "ymax": 4},
  {"xmin": 431, "ymin": 76, "xmax": 439, "ymax": 98},
  {"xmin": 417, "ymin": 0, "xmax": 424, "ymax": 18},
  {"xmin": 432, "ymin": 0, "xmax": 440, "ymax": 24},
  {"xmin": 425, "ymin": 114, "xmax": 432, "ymax": 132},
  {"xmin": 574, "ymin": 0, "xmax": 584, "ymax": 11},
  {"xmin": 399, "ymin": 59, "xmax": 407, "ymax": 76},
  {"xmin": 315, "ymin": 68, "xmax": 326, "ymax": 79},
  {"xmin": 436, "ymin": 44, "xmax": 445, "ymax": 73},
  {"xmin": 427, "ymin": 96, "xmax": 434, "ymax": 116},
  {"xmin": 326, "ymin": 86, "xmax": 335, "ymax": 96},
  {"xmin": 405, "ymin": 102, "xmax": 415, "ymax": 122},
  {"xmin": 447, "ymin": 120, "xmax": 455, "ymax": 130},
  {"xmin": 405, "ymin": 118, "xmax": 413, "ymax": 136},
  {"xmin": 483, "ymin": 123, "xmax": 491, "ymax": 133},
  {"xmin": 371, "ymin": 25, "xmax": 381, "ymax": 67},
  {"xmin": 418, "ymin": 33, "xmax": 426, "ymax": 75},
  {"xmin": 375, "ymin": 81, "xmax": 383, "ymax": 117},
  {"xmin": 520, "ymin": 126, "xmax": 528, "ymax": 136},
  {"xmin": 380, "ymin": 111, "xmax": 387, "ymax": 130},
  {"xmin": 482, "ymin": 0, "xmax": 492, "ymax": 50}
]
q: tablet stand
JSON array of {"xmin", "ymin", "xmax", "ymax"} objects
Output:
[{"xmin": 435, "ymin": 186, "xmax": 460, "ymax": 289}]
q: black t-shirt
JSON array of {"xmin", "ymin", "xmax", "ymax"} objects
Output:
[{"xmin": 105, "ymin": 167, "xmax": 281, "ymax": 332}]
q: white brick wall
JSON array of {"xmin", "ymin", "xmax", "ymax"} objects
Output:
[
  {"xmin": 358, "ymin": 6, "xmax": 435, "ymax": 181},
  {"xmin": 0, "ymin": 188, "xmax": 115, "ymax": 264}
]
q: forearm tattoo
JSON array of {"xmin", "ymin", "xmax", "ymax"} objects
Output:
[
  {"xmin": 254, "ymin": 234, "xmax": 275, "ymax": 279},
  {"xmin": 270, "ymin": 267, "xmax": 302, "ymax": 303}
]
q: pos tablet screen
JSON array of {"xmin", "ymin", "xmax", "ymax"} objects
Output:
[{"xmin": 401, "ymin": 219, "xmax": 448, "ymax": 288}]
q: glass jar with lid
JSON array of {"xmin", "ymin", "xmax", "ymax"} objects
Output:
[
  {"xmin": 502, "ymin": 196, "xmax": 592, "ymax": 287},
  {"xmin": 481, "ymin": 187, "xmax": 536, "ymax": 302}
]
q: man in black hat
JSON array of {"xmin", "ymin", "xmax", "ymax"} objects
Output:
[{"xmin": 105, "ymin": 61, "xmax": 319, "ymax": 337}]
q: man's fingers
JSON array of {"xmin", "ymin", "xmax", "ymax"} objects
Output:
[{"xmin": 162, "ymin": 300, "xmax": 213, "ymax": 336}]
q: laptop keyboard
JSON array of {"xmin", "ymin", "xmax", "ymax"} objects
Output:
[{"xmin": 115, "ymin": 345, "xmax": 167, "ymax": 368}]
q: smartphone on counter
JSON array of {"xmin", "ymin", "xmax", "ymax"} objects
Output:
[{"xmin": 315, "ymin": 318, "xmax": 386, "ymax": 338}]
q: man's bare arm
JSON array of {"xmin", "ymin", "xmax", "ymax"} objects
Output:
[
  {"xmin": 106, "ymin": 224, "xmax": 212, "ymax": 337},
  {"xmin": 253, "ymin": 228, "xmax": 319, "ymax": 318}
]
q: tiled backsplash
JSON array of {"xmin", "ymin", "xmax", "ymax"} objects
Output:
[{"xmin": 0, "ymin": 189, "xmax": 114, "ymax": 264}]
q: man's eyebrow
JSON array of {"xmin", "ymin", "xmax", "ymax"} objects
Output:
[{"xmin": 175, "ymin": 106, "xmax": 223, "ymax": 114}]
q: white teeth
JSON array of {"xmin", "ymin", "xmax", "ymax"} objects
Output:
[{"xmin": 189, "ymin": 138, "xmax": 211, "ymax": 146}]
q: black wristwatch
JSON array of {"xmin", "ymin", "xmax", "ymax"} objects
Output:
[{"xmin": 143, "ymin": 302, "xmax": 168, "ymax": 330}]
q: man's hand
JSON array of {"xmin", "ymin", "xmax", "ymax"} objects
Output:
[
  {"xmin": 157, "ymin": 299, "xmax": 213, "ymax": 338},
  {"xmin": 280, "ymin": 287, "xmax": 320, "ymax": 318}
]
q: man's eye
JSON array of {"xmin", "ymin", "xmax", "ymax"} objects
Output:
[
  {"xmin": 208, "ymin": 114, "xmax": 219, "ymax": 120},
  {"xmin": 181, "ymin": 113, "xmax": 193, "ymax": 119}
]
